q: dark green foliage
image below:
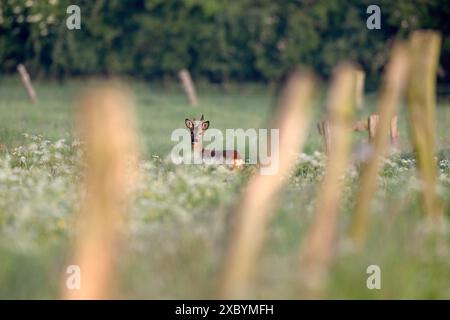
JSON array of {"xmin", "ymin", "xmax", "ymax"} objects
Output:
[{"xmin": 0, "ymin": 0, "xmax": 449, "ymax": 85}]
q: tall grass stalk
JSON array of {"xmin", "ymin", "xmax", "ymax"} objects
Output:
[
  {"xmin": 298, "ymin": 64, "xmax": 356, "ymax": 297},
  {"xmin": 219, "ymin": 70, "xmax": 316, "ymax": 299},
  {"xmin": 350, "ymin": 43, "xmax": 410, "ymax": 247},
  {"xmin": 61, "ymin": 83, "xmax": 139, "ymax": 299},
  {"xmin": 406, "ymin": 30, "xmax": 443, "ymax": 224}
]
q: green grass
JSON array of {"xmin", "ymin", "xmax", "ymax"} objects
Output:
[
  {"xmin": 0, "ymin": 77, "xmax": 449, "ymax": 299},
  {"xmin": 0, "ymin": 77, "xmax": 278, "ymax": 156}
]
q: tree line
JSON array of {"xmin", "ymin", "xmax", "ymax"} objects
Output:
[{"xmin": 1, "ymin": 0, "xmax": 449, "ymax": 87}]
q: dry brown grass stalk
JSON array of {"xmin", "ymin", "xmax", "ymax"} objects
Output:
[
  {"xmin": 350, "ymin": 43, "xmax": 410, "ymax": 247},
  {"xmin": 406, "ymin": 30, "xmax": 443, "ymax": 224},
  {"xmin": 218, "ymin": 70, "xmax": 316, "ymax": 299},
  {"xmin": 298, "ymin": 64, "xmax": 356, "ymax": 297},
  {"xmin": 61, "ymin": 83, "xmax": 139, "ymax": 299}
]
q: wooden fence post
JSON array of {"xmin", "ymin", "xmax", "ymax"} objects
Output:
[
  {"xmin": 218, "ymin": 70, "xmax": 316, "ymax": 299},
  {"xmin": 179, "ymin": 69, "xmax": 198, "ymax": 106},
  {"xmin": 17, "ymin": 64, "xmax": 38, "ymax": 104},
  {"xmin": 390, "ymin": 115, "xmax": 400, "ymax": 148},
  {"xmin": 355, "ymin": 68, "xmax": 365, "ymax": 109},
  {"xmin": 317, "ymin": 120, "xmax": 332, "ymax": 154},
  {"xmin": 368, "ymin": 114, "xmax": 379, "ymax": 141}
]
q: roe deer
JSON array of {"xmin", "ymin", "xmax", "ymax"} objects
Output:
[{"xmin": 185, "ymin": 114, "xmax": 244, "ymax": 168}]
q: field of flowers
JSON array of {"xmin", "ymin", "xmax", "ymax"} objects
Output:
[{"xmin": 0, "ymin": 78, "xmax": 449, "ymax": 299}]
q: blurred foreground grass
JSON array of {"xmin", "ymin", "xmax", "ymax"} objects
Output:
[{"xmin": 0, "ymin": 78, "xmax": 449, "ymax": 299}]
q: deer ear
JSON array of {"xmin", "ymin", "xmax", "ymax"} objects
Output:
[
  {"xmin": 202, "ymin": 121, "xmax": 209, "ymax": 130},
  {"xmin": 185, "ymin": 119, "xmax": 193, "ymax": 129},
  {"xmin": 200, "ymin": 114, "xmax": 204, "ymax": 121}
]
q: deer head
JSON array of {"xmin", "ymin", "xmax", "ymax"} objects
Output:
[{"xmin": 185, "ymin": 114, "xmax": 210, "ymax": 151}]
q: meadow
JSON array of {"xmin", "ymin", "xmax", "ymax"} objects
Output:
[{"xmin": 0, "ymin": 77, "xmax": 449, "ymax": 299}]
